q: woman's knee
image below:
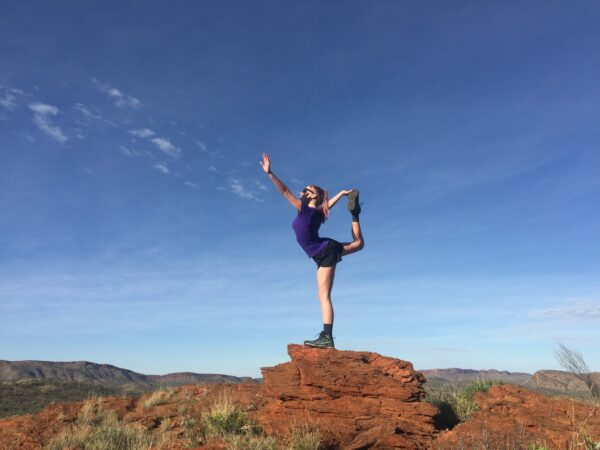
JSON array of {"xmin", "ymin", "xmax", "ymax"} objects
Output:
[
  {"xmin": 318, "ymin": 293, "xmax": 332, "ymax": 303},
  {"xmin": 356, "ymin": 238, "xmax": 365, "ymax": 251}
]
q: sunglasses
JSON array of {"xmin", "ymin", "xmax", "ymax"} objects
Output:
[{"xmin": 302, "ymin": 188, "xmax": 316, "ymax": 195}]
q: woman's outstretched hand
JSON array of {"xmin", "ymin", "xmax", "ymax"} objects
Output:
[
  {"xmin": 341, "ymin": 189, "xmax": 353, "ymax": 196},
  {"xmin": 260, "ymin": 153, "xmax": 271, "ymax": 174}
]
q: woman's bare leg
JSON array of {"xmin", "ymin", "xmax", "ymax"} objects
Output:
[
  {"xmin": 341, "ymin": 221, "xmax": 364, "ymax": 256},
  {"xmin": 316, "ymin": 265, "xmax": 336, "ymax": 324}
]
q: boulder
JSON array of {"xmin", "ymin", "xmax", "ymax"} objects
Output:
[
  {"xmin": 257, "ymin": 344, "xmax": 439, "ymax": 449},
  {"xmin": 435, "ymin": 384, "xmax": 600, "ymax": 449}
]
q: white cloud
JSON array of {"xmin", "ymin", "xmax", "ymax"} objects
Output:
[
  {"xmin": 255, "ymin": 180, "xmax": 268, "ymax": 191},
  {"xmin": 73, "ymin": 103, "xmax": 116, "ymax": 129},
  {"xmin": 151, "ymin": 137, "xmax": 181, "ymax": 158},
  {"xmin": 530, "ymin": 301, "xmax": 600, "ymax": 320},
  {"xmin": 29, "ymin": 102, "xmax": 59, "ymax": 115},
  {"xmin": 208, "ymin": 166, "xmax": 218, "ymax": 173},
  {"xmin": 129, "ymin": 128, "xmax": 155, "ymax": 138},
  {"xmin": 184, "ymin": 181, "xmax": 198, "ymax": 189},
  {"xmin": 0, "ymin": 93, "xmax": 17, "ymax": 110},
  {"xmin": 92, "ymin": 78, "xmax": 141, "ymax": 109},
  {"xmin": 29, "ymin": 102, "xmax": 67, "ymax": 143},
  {"xmin": 127, "ymin": 127, "xmax": 181, "ymax": 159},
  {"xmin": 154, "ymin": 164, "xmax": 171, "ymax": 174},
  {"xmin": 0, "ymin": 87, "xmax": 27, "ymax": 110},
  {"xmin": 120, "ymin": 145, "xmax": 142, "ymax": 157},
  {"xmin": 75, "ymin": 103, "xmax": 99, "ymax": 119},
  {"xmin": 196, "ymin": 141, "xmax": 207, "ymax": 151},
  {"xmin": 229, "ymin": 178, "xmax": 258, "ymax": 200}
]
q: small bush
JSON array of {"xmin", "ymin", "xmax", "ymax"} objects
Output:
[
  {"xmin": 201, "ymin": 393, "xmax": 259, "ymax": 439},
  {"xmin": 428, "ymin": 379, "xmax": 497, "ymax": 424},
  {"xmin": 288, "ymin": 427, "xmax": 322, "ymax": 450}
]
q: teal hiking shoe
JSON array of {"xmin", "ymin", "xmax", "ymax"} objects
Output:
[
  {"xmin": 304, "ymin": 332, "xmax": 335, "ymax": 349},
  {"xmin": 347, "ymin": 189, "xmax": 361, "ymax": 215}
]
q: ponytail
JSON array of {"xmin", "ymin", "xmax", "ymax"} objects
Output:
[{"xmin": 313, "ymin": 186, "xmax": 329, "ymax": 223}]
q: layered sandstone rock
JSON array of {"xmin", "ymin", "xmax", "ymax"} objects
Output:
[
  {"xmin": 257, "ymin": 344, "xmax": 439, "ymax": 449},
  {"xmin": 435, "ymin": 384, "xmax": 600, "ymax": 449}
]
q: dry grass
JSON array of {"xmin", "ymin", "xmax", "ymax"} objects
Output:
[
  {"xmin": 45, "ymin": 399, "xmax": 156, "ymax": 450},
  {"xmin": 141, "ymin": 388, "xmax": 175, "ymax": 409},
  {"xmin": 287, "ymin": 426, "xmax": 322, "ymax": 450}
]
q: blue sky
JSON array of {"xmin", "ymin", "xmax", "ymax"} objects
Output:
[{"xmin": 1, "ymin": 1, "xmax": 599, "ymax": 378}]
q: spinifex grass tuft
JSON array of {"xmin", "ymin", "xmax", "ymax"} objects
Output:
[
  {"xmin": 427, "ymin": 379, "xmax": 497, "ymax": 424},
  {"xmin": 45, "ymin": 400, "xmax": 155, "ymax": 450}
]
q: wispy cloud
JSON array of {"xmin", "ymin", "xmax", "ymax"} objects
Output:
[
  {"xmin": 151, "ymin": 137, "xmax": 181, "ymax": 158},
  {"xmin": 229, "ymin": 178, "xmax": 259, "ymax": 201},
  {"xmin": 92, "ymin": 78, "xmax": 141, "ymax": 109},
  {"xmin": 0, "ymin": 87, "xmax": 26, "ymax": 110},
  {"xmin": 74, "ymin": 103, "xmax": 101, "ymax": 120},
  {"xmin": 73, "ymin": 103, "xmax": 116, "ymax": 130},
  {"xmin": 184, "ymin": 181, "xmax": 198, "ymax": 189},
  {"xmin": 128, "ymin": 128, "xmax": 181, "ymax": 159},
  {"xmin": 255, "ymin": 180, "xmax": 268, "ymax": 191},
  {"xmin": 129, "ymin": 128, "xmax": 155, "ymax": 138},
  {"xmin": 154, "ymin": 163, "xmax": 171, "ymax": 174},
  {"xmin": 530, "ymin": 301, "xmax": 600, "ymax": 320},
  {"xmin": 29, "ymin": 102, "xmax": 67, "ymax": 143},
  {"xmin": 120, "ymin": 145, "xmax": 144, "ymax": 157}
]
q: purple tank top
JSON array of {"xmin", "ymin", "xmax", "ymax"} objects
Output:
[{"xmin": 292, "ymin": 201, "xmax": 330, "ymax": 257}]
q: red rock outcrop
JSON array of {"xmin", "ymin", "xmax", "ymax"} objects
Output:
[
  {"xmin": 257, "ymin": 344, "xmax": 439, "ymax": 449},
  {"xmin": 435, "ymin": 384, "xmax": 600, "ymax": 449}
]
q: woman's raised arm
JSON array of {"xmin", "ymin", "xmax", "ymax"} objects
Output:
[
  {"xmin": 260, "ymin": 153, "xmax": 301, "ymax": 211},
  {"xmin": 328, "ymin": 189, "xmax": 352, "ymax": 209}
]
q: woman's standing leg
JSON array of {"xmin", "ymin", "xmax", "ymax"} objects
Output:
[
  {"xmin": 317, "ymin": 264, "xmax": 336, "ymax": 325},
  {"xmin": 304, "ymin": 264, "xmax": 336, "ymax": 348}
]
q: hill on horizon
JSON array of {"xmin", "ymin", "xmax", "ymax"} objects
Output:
[{"xmin": 0, "ymin": 360, "xmax": 259, "ymax": 387}]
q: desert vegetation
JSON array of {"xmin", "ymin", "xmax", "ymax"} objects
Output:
[
  {"xmin": 41, "ymin": 389, "xmax": 322, "ymax": 450},
  {"xmin": 555, "ymin": 344, "xmax": 600, "ymax": 449},
  {"xmin": 198, "ymin": 392, "xmax": 322, "ymax": 450},
  {"xmin": 45, "ymin": 398, "xmax": 157, "ymax": 450},
  {"xmin": 0, "ymin": 379, "xmax": 142, "ymax": 418},
  {"xmin": 426, "ymin": 379, "xmax": 498, "ymax": 428}
]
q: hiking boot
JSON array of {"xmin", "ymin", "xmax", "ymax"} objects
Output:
[
  {"xmin": 347, "ymin": 189, "xmax": 361, "ymax": 215},
  {"xmin": 304, "ymin": 332, "xmax": 335, "ymax": 349}
]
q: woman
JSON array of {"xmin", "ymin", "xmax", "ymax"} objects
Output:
[{"xmin": 260, "ymin": 153, "xmax": 364, "ymax": 348}]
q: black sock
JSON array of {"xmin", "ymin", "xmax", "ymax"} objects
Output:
[{"xmin": 323, "ymin": 323, "xmax": 333, "ymax": 336}]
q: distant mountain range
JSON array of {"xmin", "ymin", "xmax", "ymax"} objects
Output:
[
  {"xmin": 2, "ymin": 360, "xmax": 597, "ymax": 396},
  {"xmin": 421, "ymin": 368, "xmax": 532, "ymax": 386},
  {"xmin": 0, "ymin": 360, "xmax": 258, "ymax": 388},
  {"xmin": 420, "ymin": 368, "xmax": 599, "ymax": 395}
]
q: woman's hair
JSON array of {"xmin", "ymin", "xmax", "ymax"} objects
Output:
[{"xmin": 312, "ymin": 185, "xmax": 329, "ymax": 222}]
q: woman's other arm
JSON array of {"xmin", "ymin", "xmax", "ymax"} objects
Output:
[
  {"xmin": 328, "ymin": 189, "xmax": 352, "ymax": 209},
  {"xmin": 260, "ymin": 153, "xmax": 301, "ymax": 211}
]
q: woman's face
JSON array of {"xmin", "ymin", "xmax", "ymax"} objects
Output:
[{"xmin": 301, "ymin": 186, "xmax": 318, "ymax": 200}]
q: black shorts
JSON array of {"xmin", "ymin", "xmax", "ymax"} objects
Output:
[{"xmin": 312, "ymin": 239, "xmax": 344, "ymax": 267}]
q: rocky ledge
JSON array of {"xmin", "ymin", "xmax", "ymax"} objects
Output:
[
  {"xmin": 436, "ymin": 384, "xmax": 600, "ymax": 449},
  {"xmin": 258, "ymin": 344, "xmax": 438, "ymax": 449}
]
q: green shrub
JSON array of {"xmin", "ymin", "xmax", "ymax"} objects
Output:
[
  {"xmin": 201, "ymin": 392, "xmax": 260, "ymax": 439},
  {"xmin": 427, "ymin": 379, "xmax": 497, "ymax": 424}
]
